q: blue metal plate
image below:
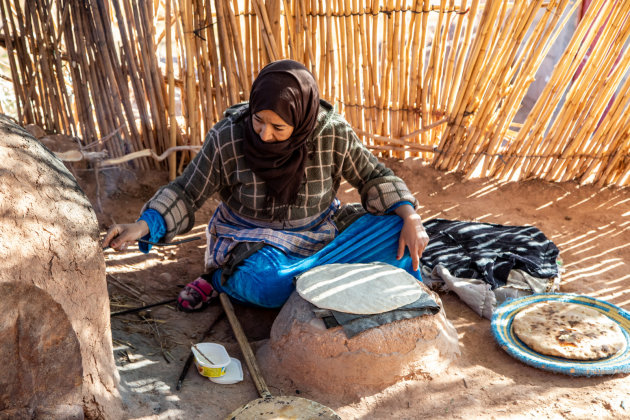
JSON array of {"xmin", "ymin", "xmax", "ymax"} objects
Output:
[{"xmin": 491, "ymin": 293, "xmax": 630, "ymax": 376}]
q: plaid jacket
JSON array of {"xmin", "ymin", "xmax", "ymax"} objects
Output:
[{"xmin": 143, "ymin": 100, "xmax": 418, "ymax": 243}]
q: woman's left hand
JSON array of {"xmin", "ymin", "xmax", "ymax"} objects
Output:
[{"xmin": 394, "ymin": 204, "xmax": 430, "ymax": 271}]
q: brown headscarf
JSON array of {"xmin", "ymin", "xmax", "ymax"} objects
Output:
[{"xmin": 243, "ymin": 60, "xmax": 320, "ymax": 220}]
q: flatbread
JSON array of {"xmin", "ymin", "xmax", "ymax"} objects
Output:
[
  {"xmin": 512, "ymin": 301, "xmax": 626, "ymax": 360},
  {"xmin": 295, "ymin": 262, "xmax": 424, "ymax": 315}
]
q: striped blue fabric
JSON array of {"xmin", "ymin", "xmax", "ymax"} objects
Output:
[{"xmin": 209, "ymin": 213, "xmax": 421, "ymax": 308}]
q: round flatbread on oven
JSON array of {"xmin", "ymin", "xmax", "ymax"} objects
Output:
[
  {"xmin": 295, "ymin": 262, "xmax": 424, "ymax": 315},
  {"xmin": 512, "ymin": 301, "xmax": 626, "ymax": 360}
]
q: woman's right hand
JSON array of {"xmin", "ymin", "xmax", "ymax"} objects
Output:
[{"xmin": 101, "ymin": 221, "xmax": 150, "ymax": 251}]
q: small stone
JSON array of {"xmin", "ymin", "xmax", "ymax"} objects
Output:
[{"xmin": 158, "ymin": 272, "xmax": 173, "ymax": 282}]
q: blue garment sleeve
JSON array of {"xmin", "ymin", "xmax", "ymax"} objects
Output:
[
  {"xmin": 386, "ymin": 200, "xmax": 414, "ymax": 214},
  {"xmin": 137, "ymin": 209, "xmax": 167, "ymax": 253}
]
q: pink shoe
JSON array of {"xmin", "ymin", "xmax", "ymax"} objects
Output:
[{"xmin": 177, "ymin": 276, "xmax": 216, "ymax": 312}]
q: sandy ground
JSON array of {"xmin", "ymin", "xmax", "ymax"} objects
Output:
[{"xmin": 77, "ymin": 158, "xmax": 629, "ymax": 419}]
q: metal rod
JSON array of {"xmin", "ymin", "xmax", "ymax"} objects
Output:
[
  {"xmin": 110, "ymin": 298, "xmax": 177, "ymax": 317},
  {"xmin": 137, "ymin": 236, "xmax": 202, "ymax": 246},
  {"xmin": 102, "ymin": 236, "xmax": 202, "ymax": 251}
]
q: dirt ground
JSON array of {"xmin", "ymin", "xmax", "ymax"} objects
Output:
[{"xmin": 77, "ymin": 158, "xmax": 629, "ymax": 419}]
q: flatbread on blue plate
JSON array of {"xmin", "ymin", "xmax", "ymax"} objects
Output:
[
  {"xmin": 512, "ymin": 301, "xmax": 625, "ymax": 360},
  {"xmin": 491, "ymin": 294, "xmax": 630, "ymax": 376}
]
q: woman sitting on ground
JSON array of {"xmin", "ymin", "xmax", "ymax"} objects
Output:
[{"xmin": 102, "ymin": 59, "xmax": 429, "ymax": 311}]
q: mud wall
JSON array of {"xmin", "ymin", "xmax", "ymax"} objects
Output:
[{"xmin": 0, "ymin": 115, "xmax": 122, "ymax": 419}]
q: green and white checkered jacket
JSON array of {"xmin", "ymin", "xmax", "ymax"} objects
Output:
[{"xmin": 143, "ymin": 100, "xmax": 418, "ymax": 243}]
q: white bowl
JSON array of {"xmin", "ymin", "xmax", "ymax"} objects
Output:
[
  {"xmin": 210, "ymin": 357, "xmax": 243, "ymax": 385},
  {"xmin": 192, "ymin": 343, "xmax": 231, "ymax": 378}
]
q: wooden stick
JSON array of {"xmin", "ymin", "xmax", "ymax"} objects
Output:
[
  {"xmin": 251, "ymin": 0, "xmax": 279, "ymax": 61},
  {"xmin": 219, "ymin": 293, "xmax": 272, "ymax": 400},
  {"xmin": 225, "ymin": 0, "xmax": 250, "ymax": 98},
  {"xmin": 166, "ymin": 0, "xmax": 177, "ymax": 180}
]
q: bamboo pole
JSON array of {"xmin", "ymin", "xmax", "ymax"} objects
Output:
[
  {"xmin": 431, "ymin": 0, "xmax": 448, "ymax": 117},
  {"xmin": 334, "ymin": 0, "xmax": 349, "ymax": 122},
  {"xmin": 355, "ymin": 0, "xmax": 372, "ymax": 138},
  {"xmin": 203, "ymin": 0, "xmax": 227, "ymax": 116},
  {"xmin": 551, "ymin": 13, "xmax": 630, "ymax": 182},
  {"xmin": 49, "ymin": 1, "xmax": 76, "ymax": 134},
  {"xmin": 194, "ymin": 0, "xmax": 217, "ymax": 127},
  {"xmin": 478, "ymin": 0, "xmax": 575, "ymax": 178},
  {"xmin": 438, "ymin": 0, "xmax": 456, "ymax": 111},
  {"xmin": 30, "ymin": 3, "xmax": 69, "ymax": 134},
  {"xmin": 75, "ymin": 3, "xmax": 124, "ymax": 159},
  {"xmin": 446, "ymin": 0, "xmax": 479, "ymax": 116},
  {"xmin": 456, "ymin": 0, "xmax": 541, "ymax": 173},
  {"xmin": 326, "ymin": 0, "xmax": 334, "ymax": 100},
  {"xmin": 407, "ymin": 0, "xmax": 423, "ymax": 126},
  {"xmin": 119, "ymin": 0, "xmax": 158, "ymax": 157},
  {"xmin": 266, "ymin": 0, "xmax": 281, "ymax": 54},
  {"xmin": 4, "ymin": 0, "xmax": 630, "ymax": 187},
  {"xmin": 243, "ymin": 0, "xmax": 253, "ymax": 87},
  {"xmin": 581, "ymin": 65, "xmax": 630, "ymax": 184},
  {"xmin": 528, "ymin": 2, "xmax": 624, "ymax": 180},
  {"xmin": 598, "ymin": 120, "xmax": 630, "ymax": 186},
  {"xmin": 225, "ymin": 0, "xmax": 251, "ymax": 99},
  {"xmin": 191, "ymin": 0, "xmax": 208, "ymax": 136},
  {"xmin": 389, "ymin": 0, "xmax": 402, "ymax": 143},
  {"xmin": 166, "ymin": 0, "xmax": 177, "ymax": 179},
  {"xmin": 214, "ymin": 0, "xmax": 239, "ymax": 105},
  {"xmin": 343, "ymin": 0, "xmax": 359, "ymax": 130},
  {"xmin": 90, "ymin": 35, "xmax": 127, "ymax": 159},
  {"xmin": 378, "ymin": 0, "xmax": 394, "ymax": 141},
  {"xmin": 309, "ymin": 0, "xmax": 318, "ymax": 73},
  {"xmin": 434, "ymin": 0, "xmax": 501, "ymax": 169},
  {"xmin": 317, "ymin": 0, "xmax": 326, "ymax": 94},
  {"xmin": 18, "ymin": 1, "xmax": 47, "ymax": 128},
  {"xmin": 0, "ymin": 0, "xmax": 26, "ymax": 122},
  {"xmin": 443, "ymin": 0, "xmax": 528, "ymax": 171},
  {"xmin": 282, "ymin": 0, "xmax": 297, "ymax": 59},
  {"xmin": 62, "ymin": 4, "xmax": 98, "ymax": 145},
  {"xmin": 24, "ymin": 3, "xmax": 57, "ymax": 130},
  {"xmin": 181, "ymin": 0, "xmax": 199, "ymax": 144},
  {"xmin": 496, "ymin": 0, "xmax": 611, "ymax": 180},
  {"xmin": 41, "ymin": 0, "xmax": 72, "ymax": 133},
  {"xmin": 417, "ymin": 0, "xmax": 430, "ymax": 151},
  {"xmin": 82, "ymin": 1, "xmax": 126, "ymax": 159},
  {"xmin": 97, "ymin": 0, "xmax": 143, "ymax": 153},
  {"xmin": 455, "ymin": 0, "xmax": 546, "ymax": 174},
  {"xmin": 401, "ymin": 0, "xmax": 420, "ymax": 148},
  {"xmin": 3, "ymin": 0, "xmax": 37, "ymax": 124},
  {"xmin": 251, "ymin": 0, "xmax": 280, "ymax": 61},
  {"xmin": 300, "ymin": 0, "xmax": 316, "ymax": 72},
  {"xmin": 369, "ymin": 0, "xmax": 379, "ymax": 134}
]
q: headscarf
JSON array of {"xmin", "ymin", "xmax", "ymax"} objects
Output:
[{"xmin": 243, "ymin": 59, "xmax": 320, "ymax": 220}]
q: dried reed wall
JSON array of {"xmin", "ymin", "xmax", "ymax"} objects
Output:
[{"xmin": 1, "ymin": 0, "xmax": 629, "ymax": 186}]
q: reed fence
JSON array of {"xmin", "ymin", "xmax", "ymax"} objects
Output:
[{"xmin": 1, "ymin": 0, "xmax": 629, "ymax": 186}]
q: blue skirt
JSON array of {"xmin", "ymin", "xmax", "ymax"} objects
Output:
[{"xmin": 210, "ymin": 214, "xmax": 421, "ymax": 308}]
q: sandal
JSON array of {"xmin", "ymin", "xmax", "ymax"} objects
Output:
[{"xmin": 177, "ymin": 275, "xmax": 217, "ymax": 312}]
